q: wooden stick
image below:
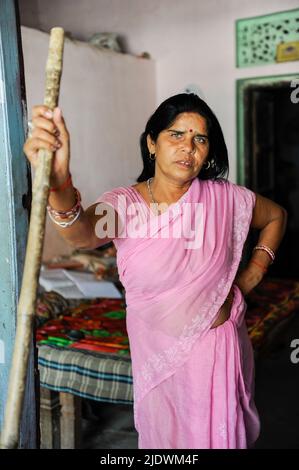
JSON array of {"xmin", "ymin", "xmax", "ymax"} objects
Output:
[{"xmin": 0, "ymin": 27, "xmax": 64, "ymax": 449}]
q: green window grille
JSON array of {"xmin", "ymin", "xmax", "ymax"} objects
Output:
[{"xmin": 236, "ymin": 8, "xmax": 299, "ymax": 67}]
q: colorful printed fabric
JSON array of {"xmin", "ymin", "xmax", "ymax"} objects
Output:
[
  {"xmin": 36, "ymin": 296, "xmax": 129, "ymax": 356},
  {"xmin": 245, "ymin": 277, "xmax": 299, "ymax": 349}
]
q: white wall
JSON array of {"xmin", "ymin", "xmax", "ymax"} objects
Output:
[
  {"xmin": 19, "ymin": 0, "xmax": 299, "ymax": 184},
  {"xmin": 21, "ymin": 26, "xmax": 156, "ymax": 259}
]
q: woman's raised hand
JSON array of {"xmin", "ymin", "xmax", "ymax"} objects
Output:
[{"xmin": 23, "ymin": 105, "xmax": 70, "ymax": 187}]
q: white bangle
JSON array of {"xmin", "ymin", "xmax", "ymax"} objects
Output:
[
  {"xmin": 47, "ymin": 205, "xmax": 82, "ymax": 228},
  {"xmin": 253, "ymin": 245, "xmax": 275, "ymax": 264}
]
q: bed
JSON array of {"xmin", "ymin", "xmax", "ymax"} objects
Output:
[{"xmin": 36, "ymin": 276, "xmax": 299, "ymax": 448}]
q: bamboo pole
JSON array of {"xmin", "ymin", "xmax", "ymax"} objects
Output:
[{"xmin": 0, "ymin": 27, "xmax": 65, "ymax": 449}]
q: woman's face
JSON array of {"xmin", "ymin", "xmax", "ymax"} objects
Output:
[{"xmin": 147, "ymin": 112, "xmax": 210, "ymax": 182}]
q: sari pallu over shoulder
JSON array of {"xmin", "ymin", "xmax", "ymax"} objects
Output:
[{"xmin": 96, "ymin": 178, "xmax": 256, "ymax": 432}]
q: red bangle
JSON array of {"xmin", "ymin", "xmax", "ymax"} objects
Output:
[
  {"xmin": 250, "ymin": 260, "xmax": 268, "ymax": 273},
  {"xmin": 50, "ymin": 173, "xmax": 72, "ymax": 192}
]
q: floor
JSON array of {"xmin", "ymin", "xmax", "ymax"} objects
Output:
[
  {"xmin": 254, "ymin": 312, "xmax": 299, "ymax": 449},
  {"xmin": 80, "ymin": 313, "xmax": 299, "ymax": 449},
  {"xmin": 81, "ymin": 401, "xmax": 138, "ymax": 449}
]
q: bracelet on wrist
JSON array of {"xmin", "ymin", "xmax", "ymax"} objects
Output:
[
  {"xmin": 252, "ymin": 245, "xmax": 275, "ymax": 264},
  {"xmin": 47, "ymin": 187, "xmax": 81, "ymax": 215},
  {"xmin": 47, "ymin": 187, "xmax": 82, "ymax": 228},
  {"xmin": 47, "ymin": 205, "xmax": 82, "ymax": 228}
]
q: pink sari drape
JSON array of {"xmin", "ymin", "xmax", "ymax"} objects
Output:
[{"xmin": 96, "ymin": 177, "xmax": 261, "ymax": 448}]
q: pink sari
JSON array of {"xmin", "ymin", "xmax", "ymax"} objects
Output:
[{"xmin": 96, "ymin": 177, "xmax": 261, "ymax": 449}]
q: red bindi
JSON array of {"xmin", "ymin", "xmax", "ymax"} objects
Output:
[{"xmin": 189, "ymin": 128, "xmax": 193, "ymax": 132}]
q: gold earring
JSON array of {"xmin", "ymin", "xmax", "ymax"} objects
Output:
[
  {"xmin": 204, "ymin": 160, "xmax": 211, "ymax": 169},
  {"xmin": 149, "ymin": 152, "xmax": 156, "ymax": 161}
]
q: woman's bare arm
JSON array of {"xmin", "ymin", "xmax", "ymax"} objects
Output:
[
  {"xmin": 235, "ymin": 193, "xmax": 288, "ymax": 295},
  {"xmin": 250, "ymin": 193, "xmax": 288, "ymax": 255},
  {"xmin": 48, "ymin": 185, "xmax": 121, "ymax": 249}
]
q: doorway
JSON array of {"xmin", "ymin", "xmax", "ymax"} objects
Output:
[
  {"xmin": 237, "ymin": 73, "xmax": 299, "ymax": 448},
  {"xmin": 237, "ymin": 73, "xmax": 299, "ymax": 279}
]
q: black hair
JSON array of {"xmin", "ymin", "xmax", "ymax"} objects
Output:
[{"xmin": 137, "ymin": 93, "xmax": 229, "ymax": 182}]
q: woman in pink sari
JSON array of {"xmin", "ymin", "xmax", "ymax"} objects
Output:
[{"xmin": 25, "ymin": 94, "xmax": 287, "ymax": 449}]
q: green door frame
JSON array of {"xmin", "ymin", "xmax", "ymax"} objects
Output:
[{"xmin": 236, "ymin": 73, "xmax": 299, "ymax": 186}]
